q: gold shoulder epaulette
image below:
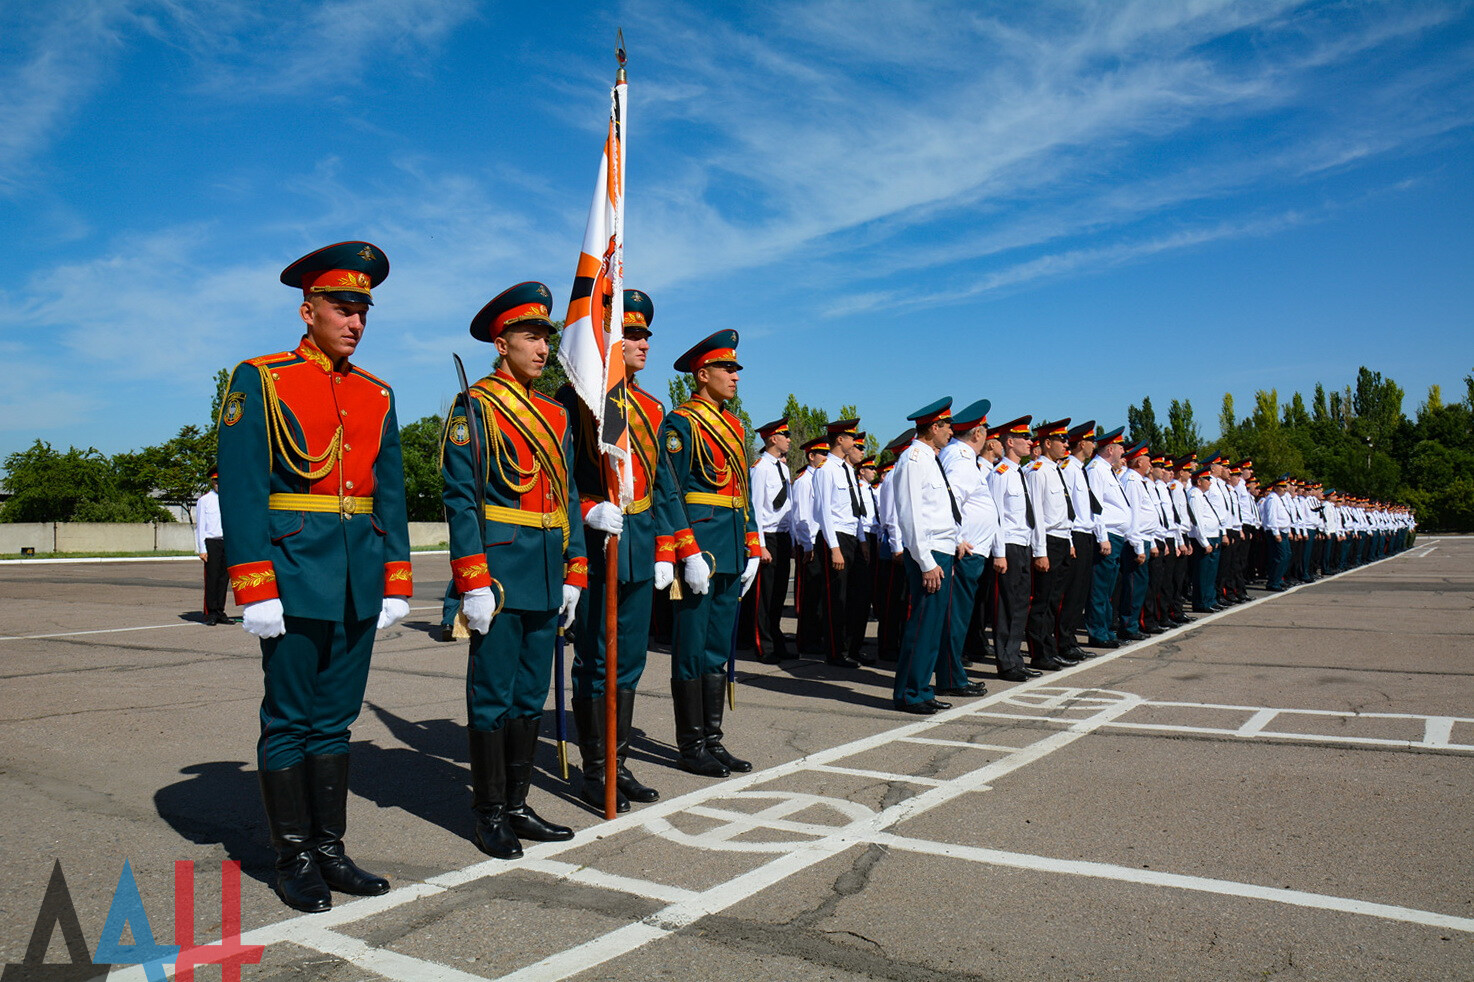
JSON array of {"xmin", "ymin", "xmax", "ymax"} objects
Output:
[{"xmin": 246, "ymin": 351, "xmax": 294, "ymax": 367}]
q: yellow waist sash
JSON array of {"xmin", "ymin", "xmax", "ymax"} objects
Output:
[
  {"xmin": 684, "ymin": 491, "xmax": 746, "ymax": 509},
  {"xmin": 482, "ymin": 503, "xmax": 571, "ymax": 548},
  {"xmin": 268, "ymin": 493, "xmax": 373, "ymax": 518}
]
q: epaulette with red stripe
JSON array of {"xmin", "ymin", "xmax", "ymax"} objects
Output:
[{"xmin": 245, "ymin": 351, "xmax": 296, "ymax": 367}]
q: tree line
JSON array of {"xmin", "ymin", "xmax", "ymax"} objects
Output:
[{"xmin": 4, "ymin": 363, "xmax": 1471, "ymax": 532}]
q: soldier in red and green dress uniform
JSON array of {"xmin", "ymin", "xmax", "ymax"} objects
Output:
[
  {"xmin": 217, "ymin": 241, "xmax": 412, "ymax": 913},
  {"xmin": 660, "ymin": 330, "xmax": 762, "ymax": 778},
  {"xmin": 441, "ymin": 281, "xmax": 589, "ymax": 859}
]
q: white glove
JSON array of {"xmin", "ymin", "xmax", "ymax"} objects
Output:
[
  {"xmin": 242, "ymin": 599, "xmax": 286, "ymax": 639},
  {"xmin": 559, "ymin": 584, "xmax": 582, "ymax": 629},
  {"xmin": 682, "ymin": 555, "xmax": 711, "ymax": 595},
  {"xmin": 376, "ymin": 597, "xmax": 409, "ymax": 629},
  {"xmin": 585, "ymin": 501, "xmax": 624, "ymax": 535},
  {"xmin": 462, "ymin": 586, "xmax": 496, "ymax": 634},
  {"xmin": 653, "ymin": 561, "xmax": 674, "ymax": 590},
  {"xmin": 740, "ymin": 557, "xmax": 760, "ymax": 597}
]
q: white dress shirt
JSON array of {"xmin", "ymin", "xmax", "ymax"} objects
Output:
[
  {"xmin": 1187, "ymin": 485, "xmax": 1224, "ymax": 545},
  {"xmin": 814, "ymin": 452, "xmax": 863, "ymax": 548},
  {"xmin": 194, "ymin": 488, "xmax": 222, "ymax": 554},
  {"xmin": 791, "ymin": 469, "xmax": 819, "ymax": 551},
  {"xmin": 1087, "ymin": 456, "xmax": 1133, "ymax": 544},
  {"xmin": 1061, "ymin": 455, "xmax": 1100, "ymax": 539},
  {"xmin": 895, "ymin": 439, "xmax": 960, "ymax": 571},
  {"xmin": 1259, "ymin": 491, "xmax": 1293, "ymax": 535},
  {"xmin": 1024, "ymin": 455, "xmax": 1074, "ymax": 557},
  {"xmin": 990, "ymin": 456, "xmax": 1032, "ymax": 556},
  {"xmin": 941, "ymin": 439, "xmax": 1001, "ymax": 561},
  {"xmin": 749, "ymin": 451, "xmax": 793, "ymax": 547},
  {"xmin": 1119, "ymin": 467, "xmax": 1161, "ymax": 553}
]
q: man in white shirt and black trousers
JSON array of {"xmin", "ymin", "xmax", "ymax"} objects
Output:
[
  {"xmin": 813, "ymin": 418, "xmax": 871, "ymax": 667},
  {"xmin": 989, "ymin": 415, "xmax": 1039, "ymax": 682},
  {"xmin": 1024, "ymin": 418, "xmax": 1079, "ymax": 670},
  {"xmin": 195, "ymin": 462, "xmax": 231, "ymax": 625},
  {"xmin": 747, "ymin": 416, "xmax": 794, "ymax": 663}
]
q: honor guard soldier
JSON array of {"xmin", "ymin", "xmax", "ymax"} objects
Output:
[
  {"xmin": 218, "ymin": 241, "xmax": 411, "ymax": 912},
  {"xmin": 1024, "ymin": 418, "xmax": 1079, "ymax": 669},
  {"xmin": 892, "ymin": 398, "xmax": 961, "ymax": 713},
  {"xmin": 662, "ymin": 331, "xmax": 761, "ymax": 777},
  {"xmin": 937, "ymin": 399, "xmax": 995, "ymax": 695},
  {"xmin": 557, "ymin": 289, "xmax": 671, "ymax": 812},
  {"xmin": 989, "ymin": 416, "xmax": 1036, "ymax": 681},
  {"xmin": 749, "ymin": 416, "xmax": 795, "ymax": 663},
  {"xmin": 814, "ymin": 417, "xmax": 872, "ymax": 667},
  {"xmin": 443, "ymin": 281, "xmax": 589, "ymax": 859}
]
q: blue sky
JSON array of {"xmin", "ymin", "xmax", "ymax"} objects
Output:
[{"xmin": 2, "ymin": 0, "xmax": 1472, "ymax": 462}]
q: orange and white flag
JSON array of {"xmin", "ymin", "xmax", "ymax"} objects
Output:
[{"xmin": 560, "ymin": 66, "xmax": 632, "ymax": 506}]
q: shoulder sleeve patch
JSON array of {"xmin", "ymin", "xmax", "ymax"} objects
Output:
[
  {"xmin": 665, "ymin": 428, "xmax": 684, "ymax": 454},
  {"xmin": 221, "ymin": 391, "xmax": 246, "ymax": 426},
  {"xmin": 447, "ymin": 416, "xmax": 470, "ymax": 446}
]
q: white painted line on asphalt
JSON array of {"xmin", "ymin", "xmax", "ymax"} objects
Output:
[
  {"xmin": 520, "ymin": 859, "xmax": 699, "ymax": 905},
  {"xmin": 0, "ymin": 622, "xmax": 200, "ymax": 641},
  {"xmin": 806, "ymin": 764, "xmax": 948, "ymax": 786},
  {"xmin": 1423, "ymin": 717, "xmax": 1455, "ymax": 747},
  {"xmin": 1236, "ymin": 708, "xmax": 1280, "ymax": 736},
  {"xmin": 874, "ymin": 833, "xmax": 1474, "ymax": 934}
]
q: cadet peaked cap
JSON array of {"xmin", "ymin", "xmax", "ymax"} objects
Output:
[
  {"xmin": 860, "ymin": 455, "xmax": 877, "ymax": 468},
  {"xmin": 1193, "ymin": 466, "xmax": 1213, "ymax": 479},
  {"xmin": 207, "ymin": 461, "xmax": 219, "ymax": 479},
  {"xmin": 1238, "ymin": 458, "xmax": 1255, "ymax": 469},
  {"xmin": 1174, "ymin": 454, "xmax": 1196, "ymax": 470},
  {"xmin": 1151, "ymin": 453, "xmax": 1168, "ymax": 466},
  {"xmin": 1095, "ymin": 426, "xmax": 1126, "ymax": 446},
  {"xmin": 1067, "ymin": 420, "xmax": 1096, "ymax": 445},
  {"xmin": 757, "ymin": 416, "xmax": 790, "ymax": 437},
  {"xmin": 471, "ymin": 281, "xmax": 557, "ymax": 342},
  {"xmin": 885, "ymin": 429, "xmax": 916, "ymax": 453},
  {"xmin": 802, "ymin": 437, "xmax": 829, "ymax": 455},
  {"xmin": 826, "ymin": 418, "xmax": 860, "ymax": 438},
  {"xmin": 1125, "ymin": 441, "xmax": 1151, "ymax": 461},
  {"xmin": 1035, "ymin": 417, "xmax": 1070, "ymax": 439},
  {"xmin": 991, "ymin": 415, "xmax": 1033, "ymax": 440},
  {"xmin": 623, "ymin": 289, "xmax": 654, "ymax": 332},
  {"xmin": 907, "ymin": 397, "xmax": 952, "ymax": 426},
  {"xmin": 951, "ymin": 399, "xmax": 991, "ymax": 431},
  {"xmin": 280, "ymin": 241, "xmax": 388, "ymax": 305},
  {"xmin": 674, "ymin": 329, "xmax": 742, "ymax": 373}
]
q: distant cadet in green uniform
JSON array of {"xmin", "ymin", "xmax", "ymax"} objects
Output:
[
  {"xmin": 661, "ymin": 330, "xmax": 762, "ymax": 777},
  {"xmin": 218, "ymin": 241, "xmax": 412, "ymax": 913},
  {"xmin": 557, "ymin": 289, "xmax": 681, "ymax": 812},
  {"xmin": 442, "ymin": 281, "xmax": 589, "ymax": 859}
]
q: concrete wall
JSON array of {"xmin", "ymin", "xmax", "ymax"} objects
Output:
[{"xmin": 2, "ymin": 521, "xmax": 450, "ymax": 555}]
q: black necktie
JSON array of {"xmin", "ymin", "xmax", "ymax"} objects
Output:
[
  {"xmin": 1057, "ymin": 464, "xmax": 1075, "ymax": 521},
  {"xmin": 1086, "ymin": 466, "xmax": 1103, "ymax": 515},
  {"xmin": 935, "ymin": 455, "xmax": 962, "ymax": 524},
  {"xmin": 773, "ymin": 459, "xmax": 789, "ymax": 509},
  {"xmin": 1020, "ymin": 467, "xmax": 1035, "ymax": 529},
  {"xmin": 1169, "ymin": 486, "xmax": 1181, "ymax": 524},
  {"xmin": 844, "ymin": 462, "xmax": 865, "ymax": 517}
]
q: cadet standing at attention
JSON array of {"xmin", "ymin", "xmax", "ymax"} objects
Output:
[
  {"xmin": 557, "ymin": 289, "xmax": 671, "ymax": 813},
  {"xmin": 442, "ymin": 282, "xmax": 588, "ymax": 860},
  {"xmin": 218, "ymin": 241, "xmax": 411, "ymax": 912},
  {"xmin": 661, "ymin": 331, "xmax": 761, "ymax": 777}
]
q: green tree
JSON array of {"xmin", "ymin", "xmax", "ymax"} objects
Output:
[
  {"xmin": 1, "ymin": 441, "xmax": 169, "ymax": 523},
  {"xmin": 1218, "ymin": 392, "xmax": 1236, "ymax": 437},
  {"xmin": 399, "ymin": 414, "xmax": 447, "ymax": 522},
  {"xmin": 1126, "ymin": 396, "xmax": 1163, "ymax": 449},
  {"xmin": 1161, "ymin": 399, "xmax": 1201, "ymax": 457},
  {"xmin": 114, "ymin": 425, "xmax": 214, "ymax": 519}
]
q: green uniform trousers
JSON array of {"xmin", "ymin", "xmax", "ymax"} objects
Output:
[
  {"xmin": 258, "ymin": 612, "xmax": 376, "ymax": 770},
  {"xmin": 671, "ymin": 572, "xmax": 739, "ymax": 681},
  {"xmin": 467, "ymin": 606, "xmax": 557, "ymax": 730},
  {"xmin": 572, "ymin": 567, "xmax": 653, "ymax": 696}
]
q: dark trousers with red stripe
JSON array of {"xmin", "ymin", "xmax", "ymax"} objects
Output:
[
  {"xmin": 876, "ymin": 551, "xmax": 908, "ymax": 660},
  {"xmin": 1025, "ymin": 535, "xmax": 1072, "ymax": 663},
  {"xmin": 995, "ymin": 543, "xmax": 1031, "ymax": 673},
  {"xmin": 751, "ymin": 531, "xmax": 792, "ymax": 658},
  {"xmin": 203, "ymin": 537, "xmax": 228, "ymax": 619},
  {"xmin": 1058, "ymin": 531, "xmax": 1095, "ymax": 647},
  {"xmin": 798, "ymin": 549, "xmax": 826, "ymax": 653}
]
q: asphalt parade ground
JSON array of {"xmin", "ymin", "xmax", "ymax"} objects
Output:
[{"xmin": 0, "ymin": 538, "xmax": 1470, "ymax": 981}]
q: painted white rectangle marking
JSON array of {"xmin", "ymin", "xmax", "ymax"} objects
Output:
[
  {"xmin": 1423, "ymin": 717, "xmax": 1455, "ymax": 747},
  {"xmin": 1237, "ymin": 708, "xmax": 1281, "ymax": 736}
]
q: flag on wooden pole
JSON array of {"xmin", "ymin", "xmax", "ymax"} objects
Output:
[{"xmin": 559, "ymin": 56, "xmax": 632, "ymax": 507}]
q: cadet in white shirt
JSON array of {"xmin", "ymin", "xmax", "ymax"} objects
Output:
[
  {"xmin": 813, "ymin": 418, "xmax": 871, "ymax": 667},
  {"xmin": 1024, "ymin": 418, "xmax": 1079, "ymax": 669},
  {"xmin": 195, "ymin": 463, "xmax": 231, "ymax": 626},
  {"xmin": 988, "ymin": 415, "xmax": 1038, "ymax": 682},
  {"xmin": 1085, "ymin": 427, "xmax": 1133, "ymax": 647},
  {"xmin": 936, "ymin": 400, "xmax": 995, "ymax": 697},
  {"xmin": 1187, "ymin": 465, "xmax": 1224, "ymax": 609},
  {"xmin": 1259, "ymin": 474, "xmax": 1294, "ymax": 590},
  {"xmin": 747, "ymin": 417, "xmax": 794, "ymax": 663},
  {"xmin": 1057, "ymin": 422, "xmax": 1102, "ymax": 661},
  {"xmin": 893, "ymin": 398, "xmax": 962, "ymax": 714},
  {"xmin": 1116, "ymin": 442, "xmax": 1162, "ymax": 639},
  {"xmin": 874, "ymin": 431, "xmax": 914, "ymax": 663},
  {"xmin": 792, "ymin": 438, "xmax": 828, "ymax": 655}
]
